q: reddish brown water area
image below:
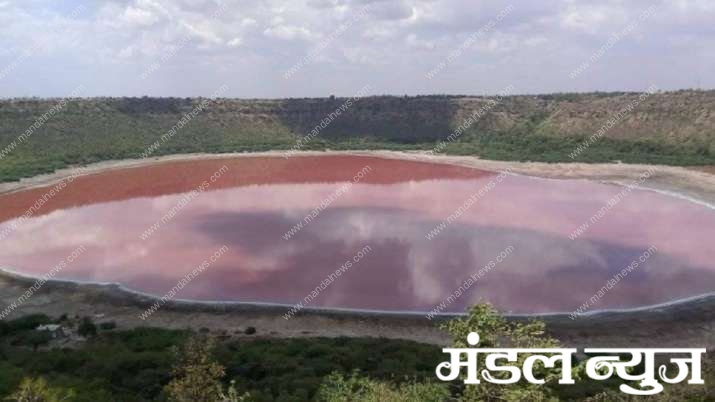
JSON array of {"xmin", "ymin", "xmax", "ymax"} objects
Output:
[
  {"xmin": 2, "ymin": 156, "xmax": 715, "ymax": 314},
  {"xmin": 0, "ymin": 156, "xmax": 489, "ymax": 223}
]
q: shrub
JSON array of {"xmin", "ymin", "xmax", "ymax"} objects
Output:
[
  {"xmin": 441, "ymin": 303, "xmax": 566, "ymax": 402},
  {"xmin": 317, "ymin": 372, "xmax": 448, "ymax": 402},
  {"xmin": 98, "ymin": 322, "xmax": 116, "ymax": 331},
  {"xmin": 5, "ymin": 314, "xmax": 52, "ymax": 333},
  {"xmin": 165, "ymin": 337, "xmax": 253, "ymax": 402},
  {"xmin": 6, "ymin": 378, "xmax": 74, "ymax": 402},
  {"xmin": 24, "ymin": 331, "xmax": 53, "ymax": 352},
  {"xmin": 77, "ymin": 317, "xmax": 97, "ymax": 337}
]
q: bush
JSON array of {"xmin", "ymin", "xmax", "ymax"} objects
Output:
[
  {"xmin": 98, "ymin": 322, "xmax": 116, "ymax": 331},
  {"xmin": 77, "ymin": 318, "xmax": 97, "ymax": 337},
  {"xmin": 317, "ymin": 372, "xmax": 449, "ymax": 402},
  {"xmin": 1, "ymin": 314, "xmax": 52, "ymax": 335},
  {"xmin": 6, "ymin": 378, "xmax": 74, "ymax": 402},
  {"xmin": 244, "ymin": 327, "xmax": 256, "ymax": 335},
  {"xmin": 23, "ymin": 332, "xmax": 53, "ymax": 352},
  {"xmin": 164, "ymin": 337, "xmax": 227, "ymax": 402}
]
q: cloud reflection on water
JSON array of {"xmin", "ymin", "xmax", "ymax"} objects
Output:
[{"xmin": 1, "ymin": 176, "xmax": 714, "ymax": 314}]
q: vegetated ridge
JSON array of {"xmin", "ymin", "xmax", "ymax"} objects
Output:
[{"xmin": 0, "ymin": 89, "xmax": 713, "ymax": 182}]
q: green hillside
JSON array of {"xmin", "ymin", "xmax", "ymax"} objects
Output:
[{"xmin": 1, "ymin": 90, "xmax": 713, "ymax": 182}]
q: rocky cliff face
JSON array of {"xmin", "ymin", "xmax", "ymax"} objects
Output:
[
  {"xmin": 2, "ymin": 90, "xmax": 713, "ymax": 145},
  {"xmin": 0, "ymin": 90, "xmax": 713, "ymax": 182}
]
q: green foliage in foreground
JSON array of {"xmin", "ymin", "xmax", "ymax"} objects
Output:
[
  {"xmin": 5, "ymin": 377, "xmax": 75, "ymax": 402},
  {"xmin": 0, "ymin": 318, "xmax": 443, "ymax": 401},
  {"xmin": 317, "ymin": 372, "xmax": 449, "ymax": 402},
  {"xmin": 165, "ymin": 337, "xmax": 250, "ymax": 402},
  {"xmin": 0, "ymin": 306, "xmax": 712, "ymax": 401},
  {"xmin": 441, "ymin": 304, "xmax": 565, "ymax": 401}
]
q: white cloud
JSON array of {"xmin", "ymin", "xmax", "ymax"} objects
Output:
[
  {"xmin": 405, "ymin": 33, "xmax": 436, "ymax": 50},
  {"xmin": 122, "ymin": 6, "xmax": 160, "ymax": 27},
  {"xmin": 227, "ymin": 37, "xmax": 243, "ymax": 47},
  {"xmin": 241, "ymin": 17, "xmax": 258, "ymax": 27},
  {"xmin": 118, "ymin": 45, "xmax": 136, "ymax": 59},
  {"xmin": 264, "ymin": 24, "xmax": 313, "ymax": 40},
  {"xmin": 559, "ymin": 3, "xmax": 628, "ymax": 34},
  {"xmin": 0, "ymin": 0, "xmax": 713, "ymax": 97}
]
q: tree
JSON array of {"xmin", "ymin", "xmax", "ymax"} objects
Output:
[
  {"xmin": 165, "ymin": 337, "xmax": 251, "ymax": 402},
  {"xmin": 164, "ymin": 337, "xmax": 225, "ymax": 402},
  {"xmin": 77, "ymin": 317, "xmax": 97, "ymax": 337},
  {"xmin": 440, "ymin": 303, "xmax": 569, "ymax": 402},
  {"xmin": 219, "ymin": 381, "xmax": 252, "ymax": 402},
  {"xmin": 25, "ymin": 331, "xmax": 52, "ymax": 352},
  {"xmin": 317, "ymin": 371, "xmax": 449, "ymax": 402},
  {"xmin": 6, "ymin": 378, "xmax": 74, "ymax": 402}
]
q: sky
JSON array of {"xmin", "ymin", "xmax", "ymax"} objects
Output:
[{"xmin": 0, "ymin": 0, "xmax": 713, "ymax": 98}]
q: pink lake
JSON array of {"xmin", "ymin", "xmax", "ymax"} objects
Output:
[{"xmin": 1, "ymin": 157, "xmax": 715, "ymax": 314}]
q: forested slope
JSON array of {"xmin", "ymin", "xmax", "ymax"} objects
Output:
[{"xmin": 1, "ymin": 90, "xmax": 713, "ymax": 182}]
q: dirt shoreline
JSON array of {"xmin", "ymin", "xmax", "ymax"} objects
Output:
[
  {"xmin": 2, "ymin": 150, "xmax": 715, "ymax": 196},
  {"xmin": 1, "ymin": 151, "xmax": 715, "ymax": 348}
]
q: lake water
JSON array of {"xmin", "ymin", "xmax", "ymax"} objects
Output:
[{"xmin": 1, "ymin": 156, "xmax": 714, "ymax": 314}]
